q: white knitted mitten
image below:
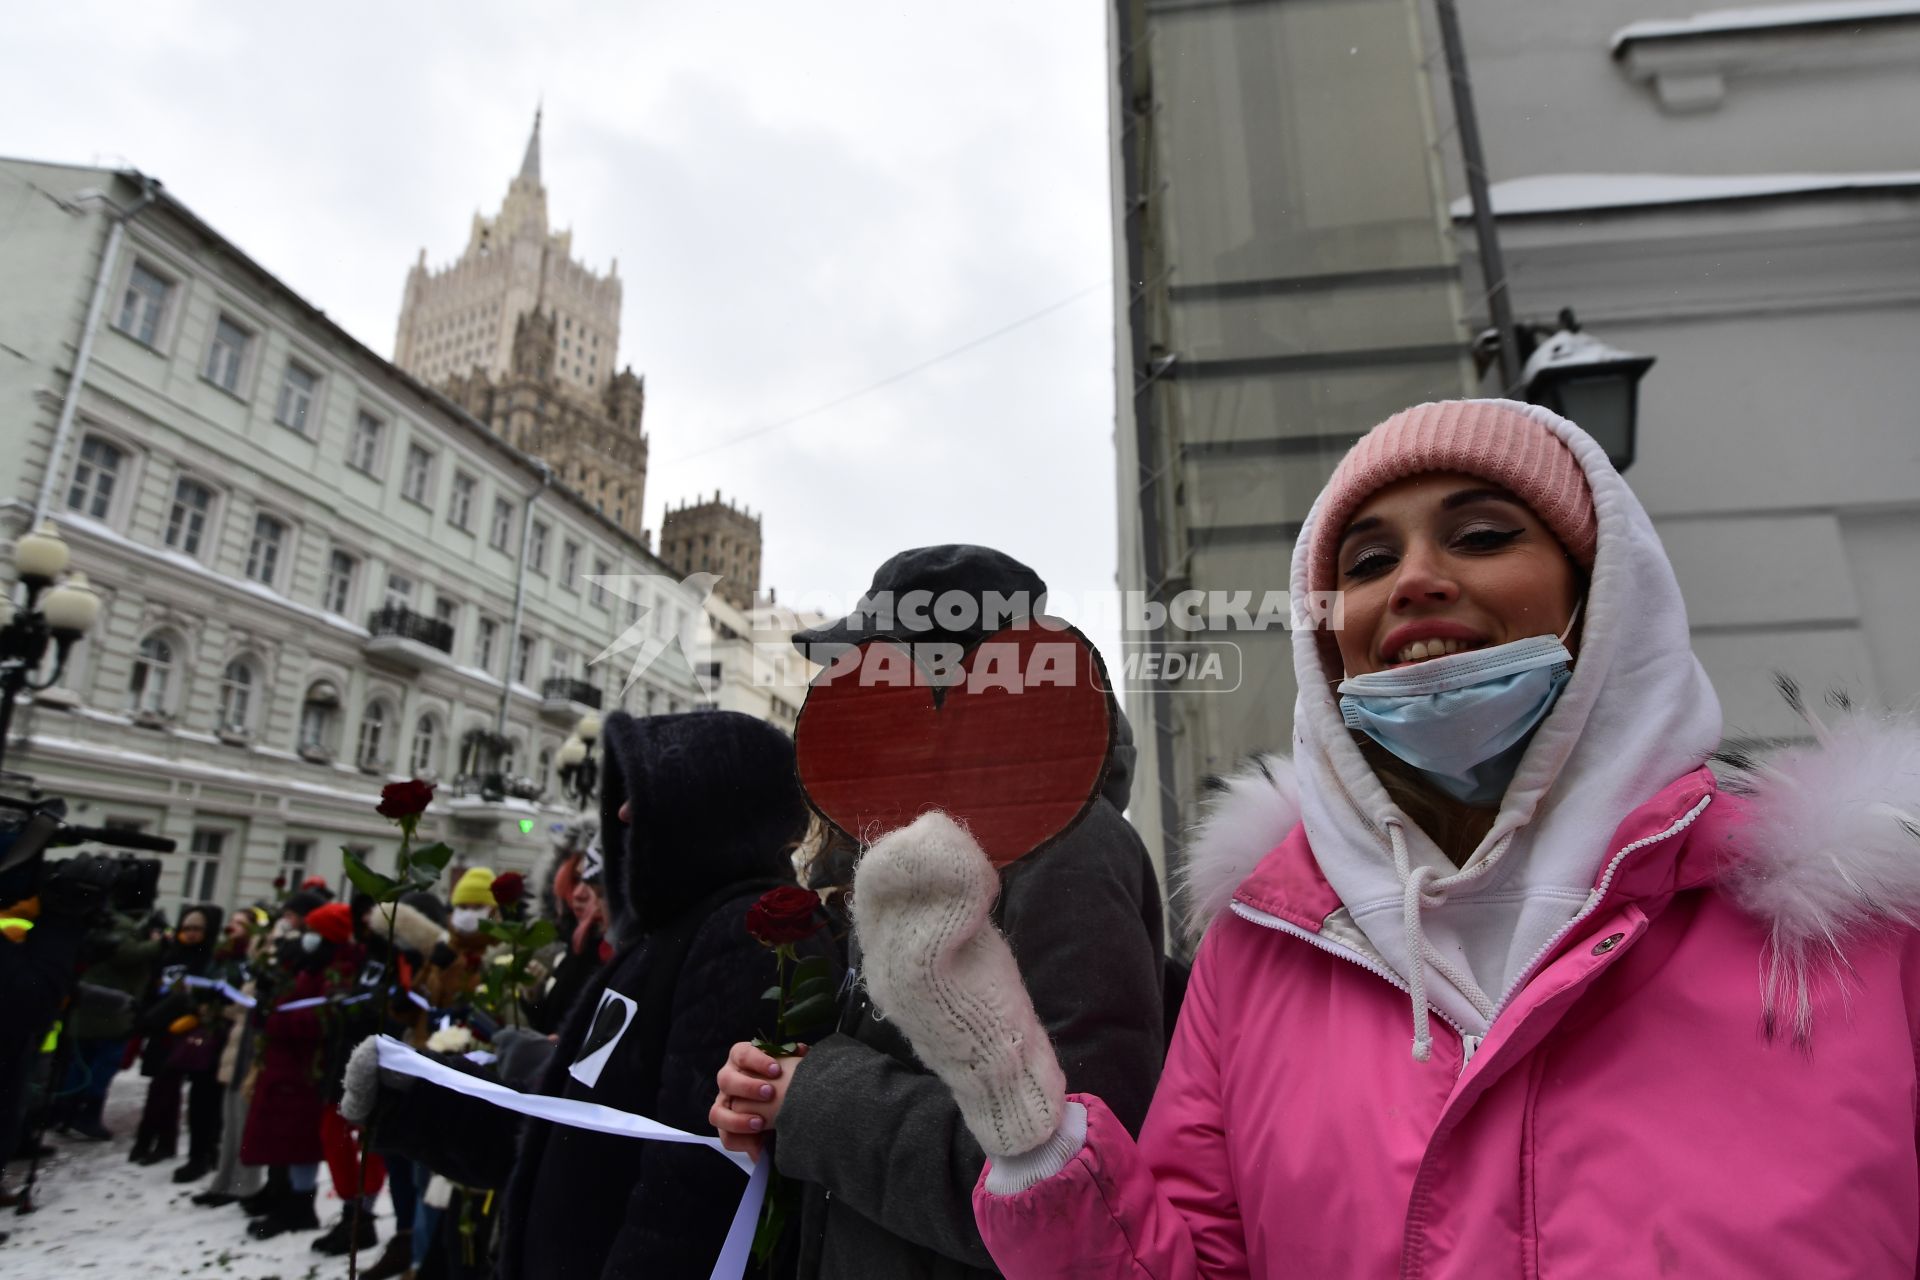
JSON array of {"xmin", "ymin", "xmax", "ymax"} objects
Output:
[{"xmin": 852, "ymin": 811, "xmax": 1066, "ymax": 1158}]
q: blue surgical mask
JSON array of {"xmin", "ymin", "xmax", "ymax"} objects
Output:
[{"xmin": 1337, "ymin": 633, "xmax": 1573, "ymax": 807}]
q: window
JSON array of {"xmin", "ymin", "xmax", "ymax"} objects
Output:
[
  {"xmin": 217, "ymin": 659, "xmax": 255, "ymax": 733},
  {"xmin": 434, "ymin": 596, "xmax": 458, "ymax": 647},
  {"xmin": 560, "ymin": 540, "xmax": 581, "ymax": 588},
  {"xmin": 116, "ymin": 262, "xmax": 172, "ymax": 347},
  {"xmin": 275, "ymin": 363, "xmax": 319, "ymax": 433},
  {"xmin": 357, "ymin": 701, "xmax": 389, "ymax": 769},
  {"xmin": 298, "ymin": 682, "xmax": 339, "ymax": 756},
  {"xmin": 181, "ymin": 829, "xmax": 224, "ymax": 910},
  {"xmin": 384, "ymin": 572, "xmax": 414, "ymax": 611},
  {"xmin": 450, "ymin": 471, "xmax": 476, "ymax": 530},
  {"xmin": 164, "ymin": 477, "xmax": 213, "ymax": 556},
  {"xmin": 515, "ymin": 633, "xmax": 534, "ymax": 685},
  {"xmin": 245, "ymin": 514, "xmax": 285, "ymax": 587},
  {"xmin": 66, "ymin": 435, "xmax": 123, "ymax": 521},
  {"xmin": 402, "ymin": 443, "xmax": 434, "ymax": 506},
  {"xmin": 489, "ymin": 497, "xmax": 514, "ymax": 551},
  {"xmin": 590, "ymin": 558, "xmax": 612, "ymax": 608},
  {"xmin": 203, "ymin": 315, "xmax": 251, "ymax": 393},
  {"xmin": 410, "ymin": 715, "xmax": 438, "ymax": 777},
  {"xmin": 477, "ymin": 617, "xmax": 499, "ymax": 673},
  {"xmin": 324, "ymin": 549, "xmax": 356, "ymax": 615},
  {"xmin": 129, "ymin": 635, "xmax": 174, "ymax": 715},
  {"xmin": 528, "ymin": 520, "xmax": 550, "ymax": 573},
  {"xmin": 281, "ymin": 838, "xmax": 313, "ymax": 885},
  {"xmin": 349, "ymin": 411, "xmax": 385, "ymax": 474},
  {"xmin": 548, "ymin": 645, "xmax": 573, "ymax": 684}
]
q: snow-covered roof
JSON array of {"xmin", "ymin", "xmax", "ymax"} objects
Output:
[
  {"xmin": 1613, "ymin": 1, "xmax": 1920, "ymax": 51},
  {"xmin": 59, "ymin": 512, "xmax": 371, "ymax": 639},
  {"xmin": 1451, "ymin": 171, "xmax": 1920, "ymax": 218}
]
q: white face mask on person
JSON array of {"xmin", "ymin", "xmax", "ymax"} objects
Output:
[
  {"xmin": 1337, "ymin": 608, "xmax": 1580, "ymax": 808},
  {"xmin": 451, "ymin": 907, "xmax": 486, "ymax": 934}
]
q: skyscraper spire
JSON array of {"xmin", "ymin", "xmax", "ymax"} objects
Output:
[{"xmin": 519, "ymin": 104, "xmax": 542, "ymax": 185}]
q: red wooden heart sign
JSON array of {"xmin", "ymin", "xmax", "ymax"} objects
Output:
[{"xmin": 793, "ymin": 622, "xmax": 1112, "ymax": 867}]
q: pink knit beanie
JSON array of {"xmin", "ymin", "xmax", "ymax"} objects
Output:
[{"xmin": 1307, "ymin": 400, "xmax": 1598, "ymax": 595}]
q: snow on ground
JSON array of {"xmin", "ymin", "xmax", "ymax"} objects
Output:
[{"xmin": 2, "ymin": 1070, "xmax": 395, "ymax": 1279}]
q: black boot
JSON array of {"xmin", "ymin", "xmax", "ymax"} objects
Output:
[
  {"xmin": 248, "ymin": 1188, "xmax": 319, "ymax": 1240},
  {"xmin": 239, "ymin": 1166, "xmax": 289, "ymax": 1216},
  {"xmin": 128, "ymin": 1130, "xmax": 154, "ymax": 1163},
  {"xmin": 172, "ymin": 1155, "xmax": 215, "ymax": 1183},
  {"xmin": 311, "ymin": 1207, "xmax": 380, "ymax": 1255},
  {"xmin": 360, "ymin": 1230, "xmax": 413, "ymax": 1280},
  {"xmin": 13, "ymin": 1134, "xmax": 55, "ymax": 1160},
  {"xmin": 133, "ymin": 1138, "xmax": 176, "ymax": 1167}
]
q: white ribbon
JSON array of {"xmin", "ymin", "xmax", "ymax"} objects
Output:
[
  {"xmin": 180, "ymin": 975, "xmax": 256, "ymax": 1007},
  {"xmin": 178, "ymin": 976, "xmax": 434, "ymax": 1014},
  {"xmin": 373, "ymin": 1036, "xmax": 769, "ymax": 1280}
]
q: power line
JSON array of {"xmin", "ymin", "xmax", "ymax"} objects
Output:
[{"xmin": 663, "ymin": 280, "xmax": 1106, "ymax": 463}]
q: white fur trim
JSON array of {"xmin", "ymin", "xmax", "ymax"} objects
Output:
[
  {"xmin": 1175, "ymin": 753, "xmax": 1302, "ymax": 946},
  {"xmin": 362, "ymin": 900, "xmax": 447, "ymax": 957},
  {"xmin": 1719, "ymin": 690, "xmax": 1920, "ymax": 1043}
]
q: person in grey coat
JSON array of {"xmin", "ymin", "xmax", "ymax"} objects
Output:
[{"xmin": 712, "ymin": 545, "xmax": 1168, "ymax": 1279}]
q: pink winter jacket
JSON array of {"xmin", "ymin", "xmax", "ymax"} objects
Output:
[{"xmin": 974, "ymin": 763, "xmax": 1920, "ymax": 1278}]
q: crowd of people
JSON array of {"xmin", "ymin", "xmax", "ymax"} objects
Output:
[
  {"xmin": 5, "ymin": 398, "xmax": 1919, "ymax": 1278},
  {"xmin": 0, "ymin": 811, "xmax": 613, "ymax": 1277}
]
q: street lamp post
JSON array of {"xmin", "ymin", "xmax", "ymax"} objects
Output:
[
  {"xmin": 1474, "ymin": 309, "xmax": 1657, "ymax": 472},
  {"xmin": 1, "ymin": 521, "xmax": 103, "ymax": 775},
  {"xmin": 1518, "ymin": 309, "xmax": 1656, "ymax": 473},
  {"xmin": 555, "ymin": 711, "xmax": 601, "ymax": 810}
]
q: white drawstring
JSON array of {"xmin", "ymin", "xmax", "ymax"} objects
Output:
[{"xmin": 1387, "ymin": 817, "xmax": 1511, "ymax": 1063}]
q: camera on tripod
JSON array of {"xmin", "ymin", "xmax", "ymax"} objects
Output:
[{"xmin": 0, "ymin": 793, "xmax": 175, "ymax": 916}]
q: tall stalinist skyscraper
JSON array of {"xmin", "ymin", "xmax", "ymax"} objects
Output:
[{"xmin": 395, "ymin": 110, "xmax": 650, "ymax": 544}]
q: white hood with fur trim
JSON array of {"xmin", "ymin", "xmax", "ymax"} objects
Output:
[{"xmin": 1280, "ymin": 400, "xmax": 1724, "ymax": 1044}]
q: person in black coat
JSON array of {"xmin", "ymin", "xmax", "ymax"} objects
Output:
[
  {"xmin": 710, "ymin": 545, "xmax": 1170, "ymax": 1280},
  {"xmin": 345, "ymin": 709, "xmax": 818, "ymax": 1278},
  {"xmin": 0, "ymin": 854, "xmax": 119, "ymax": 1180},
  {"xmin": 130, "ymin": 903, "xmax": 223, "ymax": 1167}
]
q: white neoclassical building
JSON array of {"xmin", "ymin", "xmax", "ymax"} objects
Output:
[{"xmin": 0, "ymin": 157, "xmax": 712, "ymax": 919}]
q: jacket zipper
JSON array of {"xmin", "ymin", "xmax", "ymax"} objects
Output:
[
  {"xmin": 1490, "ymin": 792, "xmax": 1714, "ymax": 1016},
  {"xmin": 1229, "ymin": 901, "xmax": 1470, "ymax": 1041},
  {"xmin": 1230, "ymin": 791, "xmax": 1713, "ymax": 1063}
]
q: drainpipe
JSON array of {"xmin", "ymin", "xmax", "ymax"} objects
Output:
[
  {"xmin": 1433, "ymin": 0, "xmax": 1521, "ymax": 392},
  {"xmin": 33, "ymin": 175, "xmax": 161, "ymax": 526},
  {"xmin": 494, "ymin": 460, "xmax": 552, "ymax": 761}
]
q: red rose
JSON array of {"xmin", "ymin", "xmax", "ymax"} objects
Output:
[
  {"xmin": 745, "ymin": 886, "xmax": 823, "ymax": 947},
  {"xmin": 378, "ymin": 779, "xmax": 436, "ymax": 819},
  {"xmin": 491, "ymin": 871, "xmax": 526, "ymax": 907}
]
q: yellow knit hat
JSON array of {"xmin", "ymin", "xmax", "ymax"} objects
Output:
[{"xmin": 451, "ymin": 867, "xmax": 497, "ymax": 907}]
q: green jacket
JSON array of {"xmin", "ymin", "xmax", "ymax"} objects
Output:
[{"xmin": 68, "ymin": 910, "xmax": 164, "ymax": 1039}]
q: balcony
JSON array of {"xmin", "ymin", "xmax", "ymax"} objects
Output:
[
  {"xmin": 540, "ymin": 676, "xmax": 604, "ymax": 723},
  {"xmin": 365, "ymin": 606, "xmax": 455, "ymax": 671},
  {"xmin": 446, "ymin": 772, "xmax": 547, "ymax": 830}
]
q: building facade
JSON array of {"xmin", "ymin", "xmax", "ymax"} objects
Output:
[
  {"xmin": 699, "ymin": 591, "xmax": 813, "ymax": 734},
  {"xmin": 659, "ymin": 491, "xmax": 764, "ymax": 610},
  {"xmin": 394, "ymin": 112, "xmax": 650, "ymax": 546},
  {"xmin": 1107, "ymin": 0, "xmax": 1920, "ymax": 883},
  {"xmin": 0, "ymin": 158, "xmax": 708, "ymax": 921}
]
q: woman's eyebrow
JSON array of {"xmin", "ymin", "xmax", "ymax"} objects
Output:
[
  {"xmin": 1337, "ymin": 515, "xmax": 1382, "ymax": 548},
  {"xmin": 1441, "ymin": 487, "xmax": 1524, "ymax": 511}
]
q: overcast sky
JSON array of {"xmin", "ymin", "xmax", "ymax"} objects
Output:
[{"xmin": 2, "ymin": 1, "xmax": 1121, "ymax": 658}]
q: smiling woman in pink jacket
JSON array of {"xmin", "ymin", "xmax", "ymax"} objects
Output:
[{"xmin": 840, "ymin": 400, "xmax": 1920, "ymax": 1278}]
